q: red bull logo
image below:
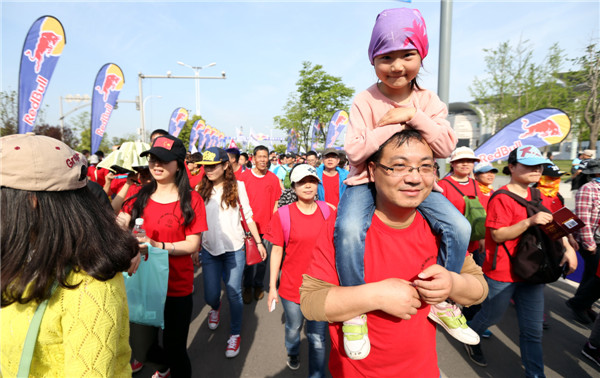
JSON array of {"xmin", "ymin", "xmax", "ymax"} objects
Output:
[
  {"xmin": 95, "ymin": 73, "xmax": 122, "ymax": 102},
  {"xmin": 24, "ymin": 30, "xmax": 63, "ymax": 73},
  {"xmin": 519, "ymin": 118, "xmax": 563, "ymax": 140}
]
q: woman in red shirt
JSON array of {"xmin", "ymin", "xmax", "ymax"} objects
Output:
[
  {"xmin": 464, "ymin": 145, "xmax": 577, "ymax": 376},
  {"xmin": 118, "ymin": 135, "xmax": 207, "ymax": 378},
  {"xmin": 265, "ymin": 164, "xmax": 333, "ymax": 375}
]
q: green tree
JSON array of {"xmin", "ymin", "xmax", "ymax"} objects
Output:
[
  {"xmin": 572, "ymin": 43, "xmax": 600, "ymax": 149},
  {"xmin": 70, "ymin": 111, "xmax": 111, "ymax": 153},
  {"xmin": 177, "ymin": 114, "xmax": 205, "ymax": 151},
  {"xmin": 274, "ymin": 62, "xmax": 354, "ymax": 151},
  {"xmin": 34, "ymin": 123, "xmax": 79, "ymax": 148},
  {"xmin": 470, "ymin": 40, "xmax": 573, "ymax": 134},
  {"xmin": 1, "ymin": 89, "xmax": 47, "ymax": 136}
]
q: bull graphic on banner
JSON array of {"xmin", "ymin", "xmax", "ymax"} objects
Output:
[
  {"xmin": 474, "ymin": 108, "xmax": 571, "ymax": 163},
  {"xmin": 168, "ymin": 108, "xmax": 189, "ymax": 138},
  {"xmin": 18, "ymin": 16, "xmax": 66, "ymax": 134},
  {"xmin": 325, "ymin": 110, "xmax": 349, "ymax": 148}
]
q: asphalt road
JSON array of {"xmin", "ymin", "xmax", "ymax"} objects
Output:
[{"xmin": 133, "ymin": 179, "xmax": 599, "ymax": 377}]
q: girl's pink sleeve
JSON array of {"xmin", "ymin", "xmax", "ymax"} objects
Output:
[
  {"xmin": 406, "ymin": 93, "xmax": 457, "ymax": 158},
  {"xmin": 345, "ymin": 99, "xmax": 407, "ymax": 167}
]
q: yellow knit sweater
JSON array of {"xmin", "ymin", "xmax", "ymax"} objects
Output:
[{"xmin": 1, "ymin": 271, "xmax": 132, "ymax": 377}]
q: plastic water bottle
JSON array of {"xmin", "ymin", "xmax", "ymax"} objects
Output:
[{"xmin": 133, "ymin": 218, "xmax": 146, "ymax": 242}]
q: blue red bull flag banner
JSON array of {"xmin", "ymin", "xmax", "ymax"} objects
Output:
[
  {"xmin": 325, "ymin": 110, "xmax": 349, "ymax": 148},
  {"xmin": 287, "ymin": 128, "xmax": 298, "ymax": 153},
  {"xmin": 189, "ymin": 119, "xmax": 206, "ymax": 153},
  {"xmin": 168, "ymin": 107, "xmax": 188, "ymax": 137},
  {"xmin": 474, "ymin": 108, "xmax": 571, "ymax": 163},
  {"xmin": 91, "ymin": 63, "xmax": 124, "ymax": 153},
  {"xmin": 310, "ymin": 118, "xmax": 320, "ymax": 151},
  {"xmin": 18, "ymin": 16, "xmax": 66, "ymax": 134}
]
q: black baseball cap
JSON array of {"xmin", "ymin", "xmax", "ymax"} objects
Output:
[{"xmin": 140, "ymin": 135, "xmax": 186, "ymax": 162}]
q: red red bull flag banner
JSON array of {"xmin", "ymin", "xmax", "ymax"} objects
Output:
[
  {"xmin": 168, "ymin": 107, "xmax": 188, "ymax": 137},
  {"xmin": 189, "ymin": 119, "xmax": 206, "ymax": 153},
  {"xmin": 18, "ymin": 15, "xmax": 66, "ymax": 134},
  {"xmin": 198, "ymin": 124, "xmax": 212, "ymax": 151},
  {"xmin": 474, "ymin": 108, "xmax": 571, "ymax": 163},
  {"xmin": 325, "ymin": 110, "xmax": 349, "ymax": 148},
  {"xmin": 91, "ymin": 63, "xmax": 124, "ymax": 153}
]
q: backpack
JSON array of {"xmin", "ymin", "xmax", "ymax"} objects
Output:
[
  {"xmin": 491, "ymin": 188, "xmax": 565, "ymax": 284},
  {"xmin": 283, "ymin": 169, "xmax": 292, "ymax": 189},
  {"xmin": 278, "ymin": 201, "xmax": 331, "ymax": 246},
  {"xmin": 445, "ymin": 179, "xmax": 487, "ymax": 241}
]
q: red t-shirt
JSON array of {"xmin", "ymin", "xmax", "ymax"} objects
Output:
[
  {"xmin": 234, "ymin": 165, "xmax": 244, "ymax": 181},
  {"xmin": 264, "ymin": 203, "xmax": 330, "ymax": 303},
  {"xmin": 438, "ymin": 177, "xmax": 488, "ymax": 253},
  {"xmin": 110, "ymin": 175, "xmax": 128, "ymax": 196},
  {"xmin": 188, "ymin": 167, "xmax": 204, "ymax": 190},
  {"xmin": 239, "ymin": 169, "xmax": 282, "ymax": 234},
  {"xmin": 123, "ymin": 191, "xmax": 207, "ymax": 296},
  {"xmin": 322, "ymin": 172, "xmax": 340, "ymax": 207},
  {"xmin": 88, "ymin": 165, "xmax": 108, "ymax": 188},
  {"xmin": 307, "ymin": 212, "xmax": 439, "ymax": 377},
  {"xmin": 484, "ymin": 186, "xmax": 560, "ymax": 282}
]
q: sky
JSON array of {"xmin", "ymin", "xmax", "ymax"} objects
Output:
[{"xmin": 1, "ymin": 0, "xmax": 599, "ymax": 144}]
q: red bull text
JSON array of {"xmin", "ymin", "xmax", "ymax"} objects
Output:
[
  {"xmin": 477, "ymin": 140, "xmax": 523, "ymax": 163},
  {"xmin": 22, "ymin": 75, "xmax": 49, "ymax": 126},
  {"xmin": 95, "ymin": 103, "xmax": 114, "ymax": 137}
]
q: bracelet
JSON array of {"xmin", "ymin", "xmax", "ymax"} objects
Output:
[
  {"xmin": 256, "ymin": 241, "xmax": 263, "ymax": 245},
  {"xmin": 171, "ymin": 243, "xmax": 176, "ymax": 254},
  {"xmin": 161, "ymin": 242, "xmax": 165, "ymax": 250}
]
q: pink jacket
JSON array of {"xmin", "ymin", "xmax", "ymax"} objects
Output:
[{"xmin": 345, "ymin": 84, "xmax": 457, "ymax": 186}]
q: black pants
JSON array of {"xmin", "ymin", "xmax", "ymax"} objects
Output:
[
  {"xmin": 130, "ymin": 294, "xmax": 193, "ymax": 377},
  {"xmin": 568, "ymin": 249, "xmax": 600, "ymax": 310}
]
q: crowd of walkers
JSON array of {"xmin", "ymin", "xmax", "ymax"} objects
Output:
[{"xmin": 1, "ymin": 6, "xmax": 600, "ymax": 378}]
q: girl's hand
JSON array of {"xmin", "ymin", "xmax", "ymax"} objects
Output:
[
  {"xmin": 127, "ymin": 252, "xmax": 141, "ymax": 276},
  {"xmin": 192, "ymin": 251, "xmax": 201, "ymax": 267},
  {"xmin": 412, "ymin": 264, "xmax": 453, "ymax": 305},
  {"xmin": 376, "ymin": 107, "xmax": 416, "ymax": 128},
  {"xmin": 258, "ymin": 243, "xmax": 267, "ymax": 260},
  {"xmin": 267, "ymin": 288, "xmax": 279, "ymax": 312}
]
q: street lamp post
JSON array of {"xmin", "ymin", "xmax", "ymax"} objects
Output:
[
  {"xmin": 176, "ymin": 61, "xmax": 216, "ymax": 116},
  {"xmin": 140, "ymin": 95, "xmax": 162, "ymax": 141}
]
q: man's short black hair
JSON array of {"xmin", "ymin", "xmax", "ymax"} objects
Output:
[
  {"xmin": 95, "ymin": 151, "xmax": 105, "ymax": 158},
  {"xmin": 187, "ymin": 152, "xmax": 203, "ymax": 164},
  {"xmin": 253, "ymin": 145, "xmax": 269, "ymax": 155},
  {"xmin": 150, "ymin": 129, "xmax": 169, "ymax": 140},
  {"xmin": 307, "ymin": 151, "xmax": 318, "ymax": 158},
  {"xmin": 226, "ymin": 148, "xmax": 241, "ymax": 163},
  {"xmin": 367, "ymin": 130, "xmax": 426, "ymax": 165}
]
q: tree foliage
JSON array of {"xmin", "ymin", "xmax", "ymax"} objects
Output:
[
  {"xmin": 470, "ymin": 40, "xmax": 577, "ymax": 134},
  {"xmin": 274, "ymin": 62, "xmax": 354, "ymax": 152},
  {"xmin": 1, "ymin": 89, "xmax": 48, "ymax": 136},
  {"xmin": 572, "ymin": 43, "xmax": 600, "ymax": 149},
  {"xmin": 33, "ymin": 123, "xmax": 79, "ymax": 148}
]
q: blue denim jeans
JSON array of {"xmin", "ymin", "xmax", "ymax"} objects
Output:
[
  {"xmin": 469, "ymin": 276, "xmax": 545, "ymax": 378},
  {"xmin": 334, "ymin": 184, "xmax": 470, "ymax": 286},
  {"xmin": 280, "ymin": 297, "xmax": 327, "ymax": 378},
  {"xmin": 243, "ymin": 237, "xmax": 272, "ymax": 289},
  {"xmin": 202, "ymin": 247, "xmax": 245, "ymax": 335}
]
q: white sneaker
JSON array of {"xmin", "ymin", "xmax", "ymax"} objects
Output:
[
  {"xmin": 208, "ymin": 307, "xmax": 220, "ymax": 330},
  {"xmin": 428, "ymin": 301, "xmax": 480, "ymax": 345},
  {"xmin": 225, "ymin": 334, "xmax": 241, "ymax": 358},
  {"xmin": 343, "ymin": 314, "xmax": 370, "ymax": 360}
]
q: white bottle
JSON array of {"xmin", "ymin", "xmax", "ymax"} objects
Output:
[{"xmin": 133, "ymin": 218, "xmax": 146, "ymax": 241}]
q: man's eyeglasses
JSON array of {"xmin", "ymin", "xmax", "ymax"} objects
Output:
[{"xmin": 376, "ymin": 162, "xmax": 435, "ymax": 177}]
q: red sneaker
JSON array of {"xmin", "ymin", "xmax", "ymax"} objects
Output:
[
  {"xmin": 225, "ymin": 334, "xmax": 241, "ymax": 358},
  {"xmin": 208, "ymin": 307, "xmax": 220, "ymax": 330},
  {"xmin": 131, "ymin": 359, "xmax": 143, "ymax": 373}
]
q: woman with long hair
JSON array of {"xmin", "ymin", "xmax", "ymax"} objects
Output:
[
  {"xmin": 195, "ymin": 147, "xmax": 266, "ymax": 358},
  {"xmin": 118, "ymin": 134, "xmax": 207, "ymax": 378},
  {"xmin": 464, "ymin": 145, "xmax": 577, "ymax": 376},
  {"xmin": 265, "ymin": 164, "xmax": 332, "ymax": 376},
  {"xmin": 1, "ymin": 134, "xmax": 139, "ymax": 376}
]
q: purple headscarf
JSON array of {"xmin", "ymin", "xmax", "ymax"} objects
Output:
[{"xmin": 368, "ymin": 8, "xmax": 429, "ymax": 65}]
